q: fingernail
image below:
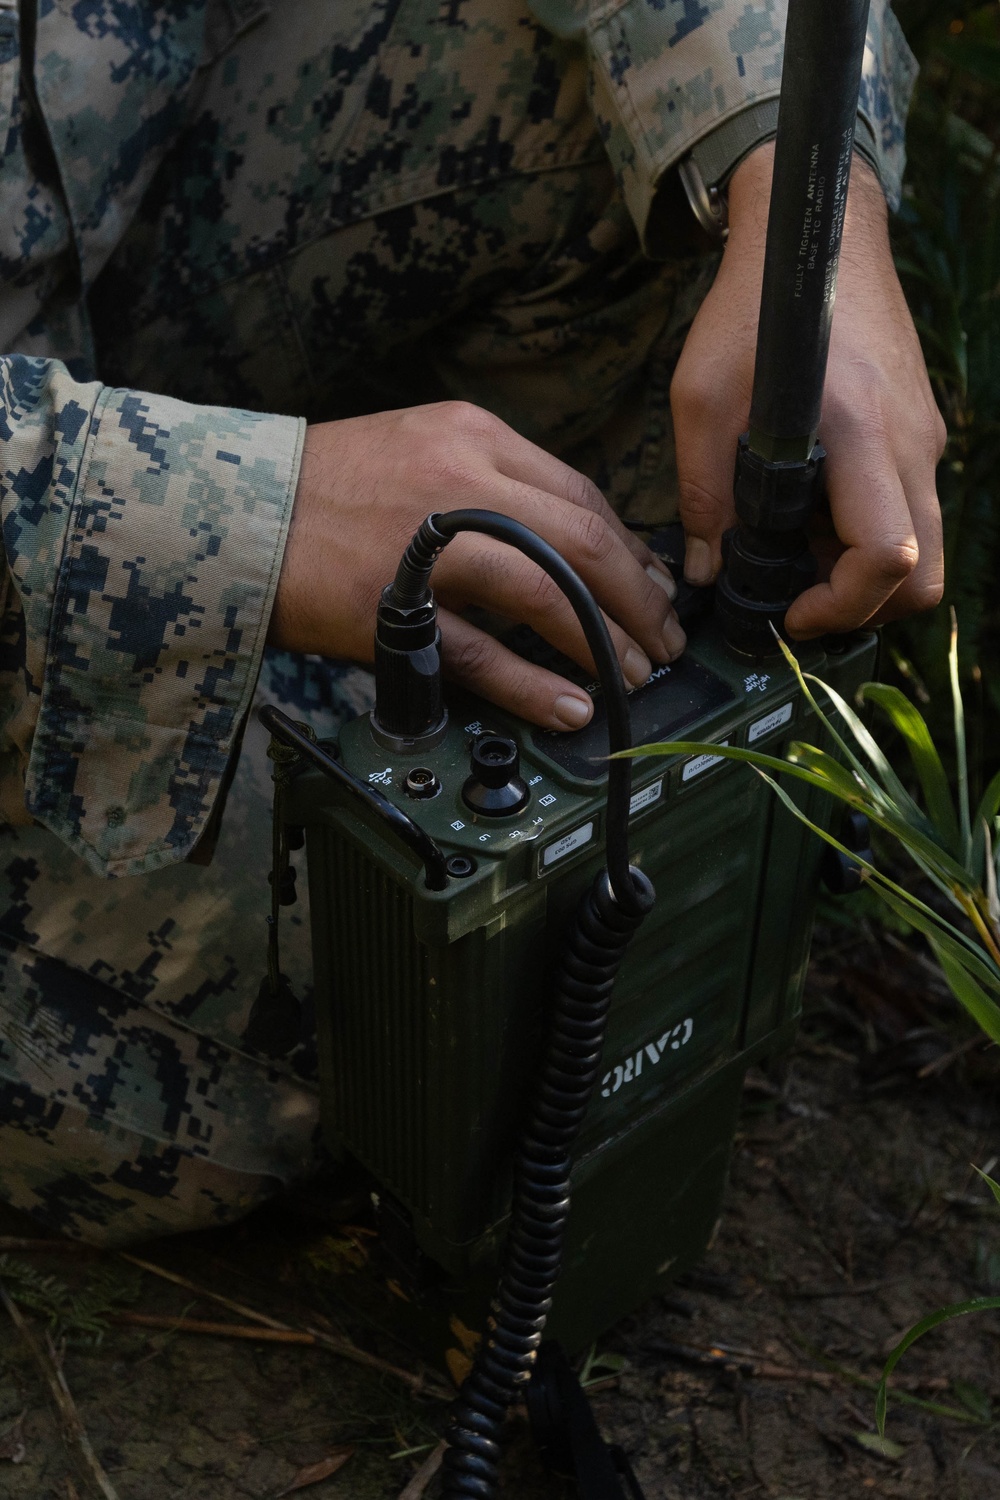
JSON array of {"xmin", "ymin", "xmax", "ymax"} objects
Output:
[
  {"xmin": 623, "ymin": 646, "xmax": 652, "ymax": 687},
  {"xmin": 662, "ymin": 614, "xmax": 687, "ymax": 660},
  {"xmin": 684, "ymin": 537, "xmax": 715, "ymax": 586},
  {"xmin": 646, "ymin": 561, "xmax": 678, "ymax": 601},
  {"xmin": 554, "ymin": 694, "xmax": 592, "ymax": 729}
]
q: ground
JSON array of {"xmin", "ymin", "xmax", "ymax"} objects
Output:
[{"xmin": 1, "ymin": 914, "xmax": 999, "ymax": 1500}]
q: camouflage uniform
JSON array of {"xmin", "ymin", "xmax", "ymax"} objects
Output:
[{"xmin": 0, "ymin": 0, "xmax": 916, "ymax": 1243}]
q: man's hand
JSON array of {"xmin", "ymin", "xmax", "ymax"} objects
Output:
[
  {"xmin": 671, "ymin": 142, "xmax": 946, "ymax": 636},
  {"xmin": 269, "ymin": 401, "xmax": 685, "ymax": 729}
]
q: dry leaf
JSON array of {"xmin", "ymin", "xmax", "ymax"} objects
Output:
[
  {"xmin": 448, "ymin": 1316, "xmax": 481, "ymax": 1357},
  {"xmin": 0, "ymin": 1409, "xmax": 26, "ymax": 1464},
  {"xmin": 398, "ymin": 1440, "xmax": 446, "ymax": 1499},
  {"xmin": 445, "ymin": 1347, "xmax": 473, "ymax": 1388},
  {"xmin": 64, "ymin": 1481, "xmax": 80, "ymax": 1500},
  {"xmin": 274, "ymin": 1446, "xmax": 354, "ymax": 1496},
  {"xmin": 853, "ymin": 1431, "xmax": 905, "ymax": 1461}
]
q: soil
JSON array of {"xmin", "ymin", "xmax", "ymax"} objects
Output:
[{"xmin": 1, "ymin": 913, "xmax": 999, "ymax": 1500}]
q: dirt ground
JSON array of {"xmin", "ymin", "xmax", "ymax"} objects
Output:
[{"xmin": 1, "ymin": 912, "xmax": 999, "ymax": 1500}]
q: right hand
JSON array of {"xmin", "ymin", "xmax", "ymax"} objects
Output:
[{"xmin": 268, "ymin": 401, "xmax": 685, "ymax": 731}]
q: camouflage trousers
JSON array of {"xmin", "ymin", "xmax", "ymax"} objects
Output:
[{"xmin": 0, "ymin": 3, "xmax": 719, "ymax": 1246}]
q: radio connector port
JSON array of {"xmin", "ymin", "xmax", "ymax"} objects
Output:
[
  {"xmin": 462, "ymin": 734, "xmax": 530, "ymax": 817},
  {"xmin": 404, "ymin": 767, "xmax": 441, "ymax": 800}
]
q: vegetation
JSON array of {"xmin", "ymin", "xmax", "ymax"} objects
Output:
[
  {"xmin": 623, "ymin": 7, "xmax": 1000, "ymax": 1406},
  {"xmin": 623, "ymin": 625, "xmax": 1000, "ymax": 1044},
  {"xmin": 885, "ymin": 2, "xmax": 1000, "ymax": 780},
  {"xmin": 0, "ymin": 1253, "xmax": 140, "ymax": 1347}
]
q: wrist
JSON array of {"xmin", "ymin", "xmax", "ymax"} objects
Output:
[{"xmin": 727, "ymin": 140, "xmax": 888, "ymax": 251}]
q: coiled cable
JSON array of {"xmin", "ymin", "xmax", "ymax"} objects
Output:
[
  {"xmin": 386, "ymin": 512, "xmax": 657, "ymax": 1497},
  {"xmin": 441, "ymin": 867, "xmax": 653, "ymax": 1498}
]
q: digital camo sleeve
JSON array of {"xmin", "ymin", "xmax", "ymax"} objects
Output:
[
  {"xmin": 527, "ymin": 0, "xmax": 918, "ymax": 247},
  {"xmin": 0, "ymin": 356, "xmax": 303, "ymax": 878}
]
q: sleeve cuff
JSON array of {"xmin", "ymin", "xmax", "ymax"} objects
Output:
[
  {"xmin": 688, "ymin": 101, "xmax": 878, "ymax": 196},
  {"xmin": 26, "ymin": 389, "xmax": 304, "ymax": 877},
  {"xmin": 579, "ymin": 0, "xmax": 917, "ymax": 251},
  {"xmin": 677, "ymin": 101, "xmax": 882, "ymax": 244}
]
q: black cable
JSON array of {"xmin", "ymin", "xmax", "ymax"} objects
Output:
[
  {"xmin": 441, "ymin": 868, "xmax": 653, "ymax": 1500},
  {"xmin": 385, "ymin": 510, "xmax": 654, "ymax": 1498},
  {"xmin": 390, "ymin": 509, "xmax": 644, "ymax": 916}
]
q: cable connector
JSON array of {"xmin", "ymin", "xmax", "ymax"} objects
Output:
[{"xmin": 370, "ymin": 585, "xmax": 448, "ymax": 753}]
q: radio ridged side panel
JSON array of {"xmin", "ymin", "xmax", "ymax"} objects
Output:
[
  {"xmin": 313, "ymin": 831, "xmax": 429, "ymax": 1211},
  {"xmin": 309, "ymin": 823, "xmax": 549, "ymax": 1256}
]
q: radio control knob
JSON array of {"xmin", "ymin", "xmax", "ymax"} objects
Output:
[{"xmin": 462, "ymin": 734, "xmax": 530, "ymax": 817}]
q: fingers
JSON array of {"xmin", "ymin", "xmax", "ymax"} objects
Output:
[
  {"xmin": 438, "ymin": 608, "xmax": 596, "ymax": 730},
  {"xmin": 478, "ymin": 407, "xmax": 663, "ymax": 574},
  {"xmin": 432, "ymin": 479, "xmax": 686, "ymax": 670},
  {"xmin": 438, "ymin": 533, "xmax": 662, "ymax": 689},
  {"xmin": 274, "ymin": 399, "xmax": 687, "ymax": 697},
  {"xmin": 785, "ymin": 382, "xmax": 945, "ymax": 638},
  {"xmin": 867, "ymin": 458, "xmax": 944, "ymax": 626}
]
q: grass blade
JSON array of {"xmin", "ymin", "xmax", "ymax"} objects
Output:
[
  {"xmin": 877, "ymin": 1298, "xmax": 1000, "ymax": 1435},
  {"xmin": 984, "ymin": 822, "xmax": 1000, "ymax": 932},
  {"xmin": 972, "ymin": 767, "xmax": 1000, "ymax": 874},
  {"xmin": 803, "ymin": 673, "xmax": 928, "ymax": 826},
  {"xmin": 860, "ymin": 683, "xmax": 962, "ymax": 855},
  {"xmin": 622, "ymin": 738, "xmax": 976, "ymax": 895},
  {"xmin": 870, "ymin": 888, "xmax": 1000, "ymax": 1000},
  {"xmin": 972, "ymin": 1168, "xmax": 1000, "ymax": 1208},
  {"xmin": 928, "ymin": 938, "xmax": 1000, "ymax": 1046},
  {"xmin": 949, "ymin": 609, "xmax": 972, "ymax": 863},
  {"xmin": 771, "ymin": 639, "xmax": 913, "ymax": 806},
  {"xmin": 616, "ymin": 741, "xmax": 846, "ymax": 788},
  {"xmin": 754, "ymin": 771, "xmax": 997, "ymax": 976}
]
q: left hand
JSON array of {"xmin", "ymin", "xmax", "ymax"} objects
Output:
[{"xmin": 670, "ymin": 141, "xmax": 947, "ymax": 638}]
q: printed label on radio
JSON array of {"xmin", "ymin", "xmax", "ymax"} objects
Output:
[
  {"xmin": 601, "ymin": 1019, "xmax": 694, "ymax": 1098},
  {"xmin": 681, "ymin": 743, "xmax": 729, "ymax": 782},
  {"xmin": 629, "ymin": 779, "xmax": 663, "ymax": 817},
  {"xmin": 748, "ymin": 701, "xmax": 794, "ymax": 743},
  {"xmin": 541, "ymin": 821, "xmax": 594, "ymax": 869}
]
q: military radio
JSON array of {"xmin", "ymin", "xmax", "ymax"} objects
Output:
[{"xmin": 257, "ymin": 2, "xmax": 876, "ymax": 1494}]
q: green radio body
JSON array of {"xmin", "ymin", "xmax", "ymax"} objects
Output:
[{"xmin": 281, "ymin": 620, "xmax": 877, "ymax": 1353}]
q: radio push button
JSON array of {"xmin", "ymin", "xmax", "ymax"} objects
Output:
[{"xmin": 462, "ymin": 734, "xmax": 530, "ymax": 817}]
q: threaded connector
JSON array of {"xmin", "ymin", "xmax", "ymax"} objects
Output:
[{"xmin": 370, "ymin": 585, "xmax": 448, "ymax": 753}]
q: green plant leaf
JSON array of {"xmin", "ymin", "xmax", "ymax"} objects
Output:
[
  {"xmin": 616, "ymin": 741, "xmax": 842, "ymax": 789},
  {"xmin": 623, "ymin": 734, "xmax": 975, "ymax": 895},
  {"xmin": 949, "ymin": 611, "xmax": 972, "ymax": 863},
  {"xmin": 935, "ymin": 35, "xmax": 1000, "ymax": 88},
  {"xmin": 972, "ymin": 1167, "xmax": 1000, "ymax": 1209},
  {"xmin": 952, "ymin": 1379, "xmax": 993, "ymax": 1424},
  {"xmin": 928, "ymin": 937, "xmax": 1000, "ymax": 1046},
  {"xmin": 972, "ymin": 767, "xmax": 1000, "ymax": 873},
  {"xmin": 984, "ymin": 822, "xmax": 1000, "ymax": 933},
  {"xmin": 750, "ymin": 773, "xmax": 1000, "ymax": 984},
  {"xmin": 859, "ymin": 683, "xmax": 962, "ymax": 854},
  {"xmin": 802, "ymin": 671, "xmax": 926, "ymax": 821},
  {"xmin": 784, "ymin": 742, "xmax": 873, "ymax": 798},
  {"xmin": 877, "ymin": 1298, "xmax": 1000, "ymax": 1435},
  {"xmin": 866, "ymin": 887, "xmax": 1000, "ymax": 999},
  {"xmin": 854, "ymin": 1431, "xmax": 905, "ymax": 1460},
  {"xmin": 771, "ymin": 639, "xmax": 919, "ymax": 814}
]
